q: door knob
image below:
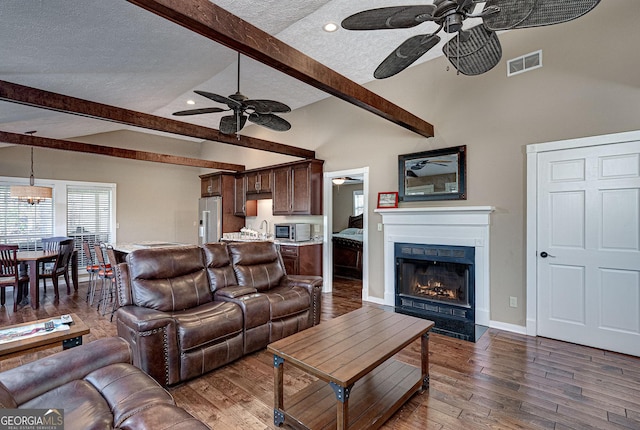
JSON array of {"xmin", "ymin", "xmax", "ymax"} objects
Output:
[{"xmin": 540, "ymin": 251, "xmax": 556, "ymax": 258}]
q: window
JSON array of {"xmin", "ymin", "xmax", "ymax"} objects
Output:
[
  {"xmin": 67, "ymin": 186, "xmax": 114, "ymax": 267},
  {"xmin": 353, "ymin": 190, "xmax": 364, "ymax": 216},
  {"xmin": 1, "ymin": 177, "xmax": 116, "ymax": 268},
  {"xmin": 0, "ymin": 184, "xmax": 53, "ymax": 249}
]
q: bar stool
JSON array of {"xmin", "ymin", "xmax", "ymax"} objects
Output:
[
  {"xmin": 83, "ymin": 241, "xmax": 100, "ymax": 305},
  {"xmin": 93, "ymin": 243, "xmax": 114, "ymax": 316}
]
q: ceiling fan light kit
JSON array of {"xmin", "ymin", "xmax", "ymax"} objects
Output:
[
  {"xmin": 173, "ymin": 53, "xmax": 291, "ymax": 135},
  {"xmin": 342, "ymin": 0, "xmax": 600, "ymax": 78}
]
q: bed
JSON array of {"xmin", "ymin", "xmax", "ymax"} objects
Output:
[{"xmin": 332, "ymin": 214, "xmax": 363, "ymax": 279}]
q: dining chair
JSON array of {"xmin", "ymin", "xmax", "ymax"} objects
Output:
[
  {"xmin": 104, "ymin": 244, "xmax": 119, "ymax": 321},
  {"xmin": 0, "ymin": 244, "xmax": 29, "ymax": 312},
  {"xmin": 39, "ymin": 236, "xmax": 71, "ymax": 292},
  {"xmin": 39, "ymin": 239, "xmax": 75, "ymax": 297},
  {"xmin": 83, "ymin": 241, "xmax": 100, "ymax": 305},
  {"xmin": 93, "ymin": 243, "xmax": 114, "ymax": 315}
]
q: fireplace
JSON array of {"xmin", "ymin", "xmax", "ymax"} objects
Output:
[
  {"xmin": 395, "ymin": 243, "xmax": 476, "ymax": 340},
  {"xmin": 377, "ymin": 206, "xmax": 494, "ymax": 342}
]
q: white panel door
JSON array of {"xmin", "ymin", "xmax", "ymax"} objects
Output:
[{"xmin": 537, "ymin": 141, "xmax": 640, "ymax": 356}]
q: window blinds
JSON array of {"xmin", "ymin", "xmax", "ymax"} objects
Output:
[{"xmin": 0, "ymin": 184, "xmax": 54, "ymax": 249}]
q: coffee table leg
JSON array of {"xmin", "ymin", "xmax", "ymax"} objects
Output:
[
  {"xmin": 273, "ymin": 355, "xmax": 285, "ymax": 426},
  {"xmin": 421, "ymin": 332, "xmax": 430, "ymax": 391},
  {"xmin": 330, "ymin": 382, "xmax": 352, "ymax": 430}
]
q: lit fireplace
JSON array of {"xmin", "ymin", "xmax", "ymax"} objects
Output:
[{"xmin": 395, "ymin": 243, "xmax": 476, "ymax": 341}]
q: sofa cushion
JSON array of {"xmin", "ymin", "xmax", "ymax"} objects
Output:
[
  {"xmin": 265, "ymin": 285, "xmax": 311, "ymax": 320},
  {"xmin": 21, "ymin": 379, "xmax": 113, "ymax": 430},
  {"xmin": 227, "ymin": 242, "xmax": 285, "ymax": 291},
  {"xmin": 118, "ymin": 403, "xmax": 210, "ymax": 430},
  {"xmin": 202, "ymin": 243, "xmax": 238, "ymax": 292},
  {"xmin": 128, "ymin": 246, "xmax": 212, "ymax": 312},
  {"xmin": 0, "ymin": 381, "xmax": 16, "ymax": 409},
  {"xmin": 172, "ymin": 302, "xmax": 243, "ymax": 351}
]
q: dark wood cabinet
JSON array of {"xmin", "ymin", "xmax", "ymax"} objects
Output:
[
  {"xmin": 272, "ymin": 160, "xmax": 323, "ymax": 215},
  {"xmin": 234, "ymin": 175, "xmax": 257, "ymax": 217},
  {"xmin": 279, "ymin": 243, "xmax": 322, "ymax": 276},
  {"xmin": 245, "ymin": 169, "xmax": 272, "ymax": 196},
  {"xmin": 199, "ymin": 173, "xmax": 245, "ymax": 234}
]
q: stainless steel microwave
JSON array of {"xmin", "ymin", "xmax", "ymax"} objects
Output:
[{"xmin": 274, "ymin": 223, "xmax": 311, "ymax": 242}]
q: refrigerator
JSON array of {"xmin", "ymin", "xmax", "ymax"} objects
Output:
[{"xmin": 198, "ymin": 196, "xmax": 222, "ymax": 245}]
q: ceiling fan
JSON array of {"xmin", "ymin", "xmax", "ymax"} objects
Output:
[
  {"xmin": 410, "ymin": 159, "xmax": 452, "ymax": 169},
  {"xmin": 173, "ymin": 53, "xmax": 292, "ymax": 135},
  {"xmin": 341, "ymin": 0, "xmax": 600, "ymax": 77}
]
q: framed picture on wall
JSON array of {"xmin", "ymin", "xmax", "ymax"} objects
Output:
[{"xmin": 377, "ymin": 192, "xmax": 399, "ymax": 208}]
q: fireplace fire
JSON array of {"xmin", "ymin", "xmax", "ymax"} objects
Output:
[{"xmin": 395, "ymin": 243, "xmax": 476, "ymax": 341}]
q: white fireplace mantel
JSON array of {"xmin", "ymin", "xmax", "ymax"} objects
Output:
[{"xmin": 376, "ymin": 206, "xmax": 494, "ymax": 327}]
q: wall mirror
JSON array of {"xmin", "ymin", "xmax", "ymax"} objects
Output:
[{"xmin": 398, "ymin": 145, "xmax": 466, "ymax": 201}]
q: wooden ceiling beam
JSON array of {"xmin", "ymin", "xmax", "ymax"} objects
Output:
[
  {"xmin": 0, "ymin": 131, "xmax": 245, "ymax": 171},
  {"xmin": 0, "ymin": 80, "xmax": 315, "ymax": 159},
  {"xmin": 126, "ymin": 0, "xmax": 435, "ymax": 138}
]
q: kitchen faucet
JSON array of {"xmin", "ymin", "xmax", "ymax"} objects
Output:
[{"xmin": 260, "ymin": 219, "xmax": 269, "ymax": 238}]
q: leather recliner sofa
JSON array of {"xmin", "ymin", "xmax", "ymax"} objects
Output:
[
  {"xmin": 114, "ymin": 241, "xmax": 322, "ymax": 386},
  {"xmin": 0, "ymin": 337, "xmax": 209, "ymax": 430}
]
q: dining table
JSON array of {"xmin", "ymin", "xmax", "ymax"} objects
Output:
[{"xmin": 16, "ymin": 250, "xmax": 79, "ymax": 310}]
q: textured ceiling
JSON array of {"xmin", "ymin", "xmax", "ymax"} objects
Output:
[{"xmin": 0, "ymin": 0, "xmax": 468, "ymax": 142}]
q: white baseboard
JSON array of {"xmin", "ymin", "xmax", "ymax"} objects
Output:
[{"xmin": 489, "ymin": 320, "xmax": 528, "ymax": 335}]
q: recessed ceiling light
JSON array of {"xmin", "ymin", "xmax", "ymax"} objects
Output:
[
  {"xmin": 187, "ymin": 100, "xmax": 195, "ymax": 105},
  {"xmin": 323, "ymin": 22, "xmax": 338, "ymax": 32}
]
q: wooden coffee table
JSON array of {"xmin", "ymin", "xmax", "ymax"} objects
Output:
[
  {"xmin": 0, "ymin": 313, "xmax": 89, "ymax": 358},
  {"xmin": 267, "ymin": 307, "xmax": 434, "ymax": 430}
]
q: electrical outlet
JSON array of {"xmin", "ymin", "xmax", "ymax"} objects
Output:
[
  {"xmin": 509, "ymin": 296, "xmax": 517, "ymax": 308},
  {"xmin": 377, "ymin": 223, "xmax": 383, "ymax": 232}
]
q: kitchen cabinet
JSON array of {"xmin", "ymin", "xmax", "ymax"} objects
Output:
[
  {"xmin": 199, "ymin": 173, "xmax": 245, "ymax": 233},
  {"xmin": 234, "ymin": 175, "xmax": 257, "ymax": 217},
  {"xmin": 279, "ymin": 243, "xmax": 322, "ymax": 276},
  {"xmin": 245, "ymin": 169, "xmax": 272, "ymax": 196},
  {"xmin": 272, "ymin": 160, "xmax": 323, "ymax": 215}
]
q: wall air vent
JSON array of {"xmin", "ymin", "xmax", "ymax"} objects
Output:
[{"xmin": 507, "ymin": 50, "xmax": 542, "ymax": 77}]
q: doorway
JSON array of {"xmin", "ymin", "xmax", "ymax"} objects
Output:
[
  {"xmin": 323, "ymin": 167, "xmax": 369, "ymax": 300},
  {"xmin": 526, "ymin": 131, "xmax": 640, "ymax": 356}
]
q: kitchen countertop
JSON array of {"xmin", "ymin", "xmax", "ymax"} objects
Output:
[{"xmin": 220, "ymin": 235, "xmax": 322, "ymax": 246}]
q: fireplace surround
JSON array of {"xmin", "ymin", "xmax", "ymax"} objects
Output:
[
  {"xmin": 395, "ymin": 242, "xmax": 475, "ymax": 340},
  {"xmin": 377, "ymin": 206, "xmax": 494, "ymax": 339}
]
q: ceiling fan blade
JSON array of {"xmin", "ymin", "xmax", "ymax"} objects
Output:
[
  {"xmin": 514, "ymin": 0, "xmax": 600, "ymax": 28},
  {"xmin": 172, "ymin": 107, "xmax": 227, "ymax": 116},
  {"xmin": 194, "ymin": 90, "xmax": 243, "ymax": 109},
  {"xmin": 482, "ymin": 0, "xmax": 536, "ymax": 30},
  {"xmin": 245, "ymin": 99, "xmax": 291, "ymax": 114},
  {"xmin": 443, "ymin": 25, "xmax": 502, "ymax": 75},
  {"xmin": 341, "ymin": 6, "xmax": 436, "ymax": 30},
  {"xmin": 374, "ymin": 34, "xmax": 441, "ymax": 79},
  {"xmin": 219, "ymin": 113, "xmax": 247, "ymax": 135},
  {"xmin": 483, "ymin": 0, "xmax": 599, "ymax": 31},
  {"xmin": 248, "ymin": 113, "xmax": 291, "ymax": 132}
]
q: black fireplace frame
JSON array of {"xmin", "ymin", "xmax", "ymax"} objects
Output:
[{"xmin": 394, "ymin": 242, "xmax": 476, "ymax": 341}]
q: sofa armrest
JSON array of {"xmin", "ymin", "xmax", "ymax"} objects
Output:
[
  {"xmin": 115, "ymin": 306, "xmax": 179, "ymax": 386},
  {"xmin": 0, "ymin": 337, "xmax": 131, "ymax": 406},
  {"xmin": 282, "ymin": 275, "xmax": 323, "ymax": 326},
  {"xmin": 214, "ymin": 285, "xmax": 258, "ymax": 299},
  {"xmin": 115, "ymin": 262, "xmax": 133, "ymax": 307}
]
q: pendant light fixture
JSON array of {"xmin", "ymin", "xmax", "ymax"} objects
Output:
[{"xmin": 10, "ymin": 134, "xmax": 52, "ymax": 205}]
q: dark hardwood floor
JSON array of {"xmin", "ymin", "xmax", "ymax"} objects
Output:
[{"xmin": 1, "ymin": 277, "xmax": 639, "ymax": 429}]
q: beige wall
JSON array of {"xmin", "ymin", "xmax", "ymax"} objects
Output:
[
  {"xmin": 1, "ymin": 1, "xmax": 638, "ymax": 328},
  {"xmin": 332, "ymin": 183, "xmax": 362, "ymax": 232},
  {"xmin": 0, "ymin": 130, "xmax": 202, "ymax": 245}
]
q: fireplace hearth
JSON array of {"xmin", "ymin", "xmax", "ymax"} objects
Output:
[{"xmin": 395, "ymin": 242, "xmax": 478, "ymax": 341}]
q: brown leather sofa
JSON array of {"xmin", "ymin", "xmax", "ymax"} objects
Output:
[
  {"xmin": 0, "ymin": 337, "xmax": 209, "ymax": 430},
  {"xmin": 114, "ymin": 242, "xmax": 322, "ymax": 386}
]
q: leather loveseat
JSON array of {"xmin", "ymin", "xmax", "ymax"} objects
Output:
[
  {"xmin": 0, "ymin": 337, "xmax": 209, "ymax": 430},
  {"xmin": 114, "ymin": 242, "xmax": 322, "ymax": 386}
]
